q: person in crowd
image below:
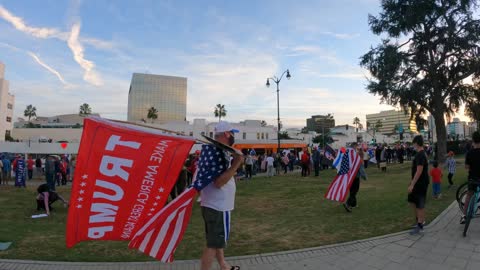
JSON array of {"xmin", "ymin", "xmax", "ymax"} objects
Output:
[
  {"xmin": 69, "ymin": 156, "xmax": 76, "ymax": 182},
  {"xmin": 288, "ymin": 151, "xmax": 295, "ymax": 172},
  {"xmin": 244, "ymin": 152, "xmax": 254, "ymax": 180},
  {"xmin": 312, "ymin": 147, "xmax": 321, "ymax": 176},
  {"xmin": 36, "ymin": 183, "xmax": 69, "ymax": 215},
  {"xmin": 196, "ymin": 122, "xmax": 242, "ymax": 270},
  {"xmin": 26, "ymin": 155, "xmax": 34, "ymax": 180},
  {"xmin": 380, "ymin": 146, "xmax": 387, "ymax": 172},
  {"xmin": 460, "ymin": 131, "xmax": 480, "ymax": 225},
  {"xmin": 343, "ymin": 144, "xmax": 367, "ymax": 212},
  {"xmin": 445, "ymin": 151, "xmax": 456, "ymax": 188},
  {"xmin": 363, "ymin": 148, "xmax": 370, "ymax": 169},
  {"xmin": 397, "ymin": 145, "xmax": 405, "ymax": 164},
  {"xmin": 170, "ymin": 165, "xmax": 188, "ymax": 200},
  {"xmin": 266, "ymin": 153, "xmax": 275, "ymax": 177},
  {"xmin": 35, "ymin": 156, "xmax": 42, "ymax": 176},
  {"xmin": 13, "ymin": 154, "xmax": 26, "ymax": 188},
  {"xmin": 281, "ymin": 152, "xmax": 289, "ymax": 174},
  {"xmin": 44, "ymin": 155, "xmax": 56, "ymax": 191},
  {"xmin": 429, "ymin": 161, "xmax": 442, "ymax": 199},
  {"xmin": 1, "ymin": 155, "xmax": 11, "ymax": 185},
  {"xmin": 408, "ymin": 135, "xmax": 429, "ymax": 235},
  {"xmin": 300, "ymin": 150, "xmax": 309, "ymax": 177},
  {"xmin": 375, "ymin": 145, "xmax": 382, "ymax": 168},
  {"xmin": 275, "ymin": 153, "xmax": 282, "ymax": 176}
]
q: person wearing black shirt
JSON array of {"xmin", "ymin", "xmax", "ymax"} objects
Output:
[
  {"xmin": 36, "ymin": 183, "xmax": 69, "ymax": 215},
  {"xmin": 408, "ymin": 135, "xmax": 429, "ymax": 235},
  {"xmin": 460, "ymin": 131, "xmax": 480, "ymax": 224}
]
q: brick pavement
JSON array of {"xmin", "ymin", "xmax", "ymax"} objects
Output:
[{"xmin": 1, "ymin": 200, "xmax": 479, "ymax": 270}]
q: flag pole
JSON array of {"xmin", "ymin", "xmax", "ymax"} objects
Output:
[{"xmin": 106, "ymin": 118, "xmax": 243, "ymax": 155}]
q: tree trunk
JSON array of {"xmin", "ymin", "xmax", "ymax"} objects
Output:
[{"xmin": 433, "ymin": 111, "xmax": 447, "ymax": 164}]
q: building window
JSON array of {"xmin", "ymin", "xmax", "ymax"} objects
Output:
[
  {"xmin": 261, "ymin": 133, "xmax": 265, "ymax": 140},
  {"xmin": 7, "ymin": 103, "xmax": 13, "ymax": 110},
  {"xmin": 6, "ymin": 116, "xmax": 11, "ymax": 122},
  {"xmin": 257, "ymin": 133, "xmax": 260, "ymax": 140},
  {"xmin": 209, "ymin": 132, "xmax": 213, "ymax": 138},
  {"xmin": 189, "ymin": 131, "xmax": 193, "ymax": 136},
  {"xmin": 5, "ymin": 130, "xmax": 11, "ymax": 137},
  {"xmin": 242, "ymin": 132, "xmax": 246, "ymax": 140},
  {"xmin": 201, "ymin": 132, "xmax": 205, "ymax": 136},
  {"xmin": 266, "ymin": 133, "xmax": 269, "ymax": 140}
]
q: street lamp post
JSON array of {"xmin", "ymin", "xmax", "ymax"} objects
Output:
[{"xmin": 266, "ymin": 69, "xmax": 291, "ymax": 153}]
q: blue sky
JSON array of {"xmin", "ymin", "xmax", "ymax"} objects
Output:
[{"xmin": 0, "ymin": 0, "xmax": 470, "ymax": 127}]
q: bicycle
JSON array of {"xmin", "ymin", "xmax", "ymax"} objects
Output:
[
  {"xmin": 463, "ymin": 180, "xmax": 480, "ymax": 237},
  {"xmin": 456, "ymin": 181, "xmax": 480, "ymax": 211}
]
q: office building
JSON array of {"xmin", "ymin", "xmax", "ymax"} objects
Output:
[
  {"xmin": 128, "ymin": 73, "xmax": 187, "ymax": 124},
  {"xmin": 306, "ymin": 114, "xmax": 335, "ymax": 133},
  {"xmin": 366, "ymin": 109, "xmax": 417, "ymax": 134},
  {"xmin": 0, "ymin": 62, "xmax": 15, "ymax": 141},
  {"xmin": 447, "ymin": 117, "xmax": 467, "ymax": 140}
]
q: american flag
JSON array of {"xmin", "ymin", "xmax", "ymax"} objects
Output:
[
  {"xmin": 325, "ymin": 148, "xmax": 361, "ymax": 202},
  {"xmin": 129, "ymin": 144, "xmax": 228, "ymax": 262}
]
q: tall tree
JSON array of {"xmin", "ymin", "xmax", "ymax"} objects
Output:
[
  {"xmin": 360, "ymin": 0, "xmax": 480, "ymax": 163},
  {"xmin": 466, "ymin": 86, "xmax": 480, "ymax": 128},
  {"xmin": 79, "ymin": 103, "xmax": 92, "ymax": 116},
  {"xmin": 214, "ymin": 104, "xmax": 227, "ymax": 122},
  {"xmin": 24, "ymin": 104, "xmax": 37, "ymax": 122},
  {"xmin": 353, "ymin": 117, "xmax": 361, "ymax": 132},
  {"xmin": 260, "ymin": 120, "xmax": 267, "ymax": 127},
  {"xmin": 147, "ymin": 107, "xmax": 158, "ymax": 123}
]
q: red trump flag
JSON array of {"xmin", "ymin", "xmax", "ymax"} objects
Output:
[{"xmin": 66, "ymin": 117, "xmax": 195, "ymax": 248}]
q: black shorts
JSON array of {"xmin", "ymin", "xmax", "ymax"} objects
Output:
[
  {"xmin": 201, "ymin": 207, "xmax": 231, "ymax": 249},
  {"xmin": 408, "ymin": 188, "xmax": 428, "ymax": 209}
]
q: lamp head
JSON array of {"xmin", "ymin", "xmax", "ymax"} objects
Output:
[
  {"xmin": 266, "ymin": 78, "xmax": 270, "ymax": 87},
  {"xmin": 286, "ymin": 69, "xmax": 291, "ymax": 80}
]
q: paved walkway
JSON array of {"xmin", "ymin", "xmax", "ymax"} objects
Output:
[{"xmin": 1, "ymin": 201, "xmax": 479, "ymax": 270}]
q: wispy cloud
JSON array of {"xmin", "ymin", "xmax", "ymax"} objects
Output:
[
  {"xmin": 0, "ymin": 41, "xmax": 20, "ymax": 51},
  {"xmin": 67, "ymin": 22, "xmax": 102, "ymax": 86},
  {"xmin": 27, "ymin": 51, "xmax": 69, "ymax": 86},
  {"xmin": 0, "ymin": 5, "xmax": 62, "ymax": 39},
  {"xmin": 320, "ymin": 31, "xmax": 360, "ymax": 40},
  {"xmin": 0, "ymin": 4, "xmax": 106, "ymax": 86}
]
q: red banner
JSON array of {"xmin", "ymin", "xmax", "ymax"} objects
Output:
[{"xmin": 66, "ymin": 117, "xmax": 194, "ymax": 248}]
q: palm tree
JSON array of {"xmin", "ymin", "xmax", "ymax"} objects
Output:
[
  {"xmin": 214, "ymin": 104, "xmax": 227, "ymax": 122},
  {"xmin": 374, "ymin": 120, "xmax": 383, "ymax": 132},
  {"xmin": 79, "ymin": 103, "xmax": 92, "ymax": 116},
  {"xmin": 353, "ymin": 117, "xmax": 361, "ymax": 132},
  {"xmin": 147, "ymin": 107, "xmax": 158, "ymax": 123},
  {"xmin": 24, "ymin": 104, "xmax": 37, "ymax": 122},
  {"xmin": 260, "ymin": 120, "xmax": 267, "ymax": 127}
]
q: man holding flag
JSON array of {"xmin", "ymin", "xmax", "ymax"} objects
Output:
[{"xmin": 196, "ymin": 121, "xmax": 243, "ymax": 270}]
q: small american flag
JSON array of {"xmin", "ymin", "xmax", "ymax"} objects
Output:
[
  {"xmin": 129, "ymin": 144, "xmax": 228, "ymax": 262},
  {"xmin": 325, "ymin": 148, "xmax": 361, "ymax": 202}
]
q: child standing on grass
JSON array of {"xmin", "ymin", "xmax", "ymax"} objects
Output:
[
  {"xmin": 430, "ymin": 161, "xmax": 442, "ymax": 199},
  {"xmin": 445, "ymin": 151, "xmax": 456, "ymax": 188}
]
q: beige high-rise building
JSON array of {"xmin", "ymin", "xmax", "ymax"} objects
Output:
[
  {"xmin": 0, "ymin": 62, "xmax": 15, "ymax": 141},
  {"xmin": 127, "ymin": 73, "xmax": 187, "ymax": 124},
  {"xmin": 366, "ymin": 109, "xmax": 417, "ymax": 134}
]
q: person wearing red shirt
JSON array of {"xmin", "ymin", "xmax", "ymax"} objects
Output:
[
  {"xmin": 429, "ymin": 161, "xmax": 442, "ymax": 199},
  {"xmin": 301, "ymin": 150, "xmax": 310, "ymax": 177},
  {"xmin": 27, "ymin": 156, "xmax": 35, "ymax": 180}
]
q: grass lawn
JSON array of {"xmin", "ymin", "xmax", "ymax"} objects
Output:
[{"xmin": 0, "ymin": 161, "xmax": 467, "ymax": 262}]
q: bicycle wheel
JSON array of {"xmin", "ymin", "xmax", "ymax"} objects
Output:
[
  {"xmin": 458, "ymin": 190, "xmax": 468, "ymax": 212},
  {"xmin": 463, "ymin": 194, "xmax": 477, "ymax": 237},
  {"xmin": 456, "ymin": 182, "xmax": 469, "ymax": 202}
]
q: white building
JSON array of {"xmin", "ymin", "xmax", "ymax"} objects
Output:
[
  {"xmin": 0, "ymin": 62, "xmax": 15, "ymax": 141},
  {"xmin": 8, "ymin": 118, "xmax": 306, "ymax": 154}
]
